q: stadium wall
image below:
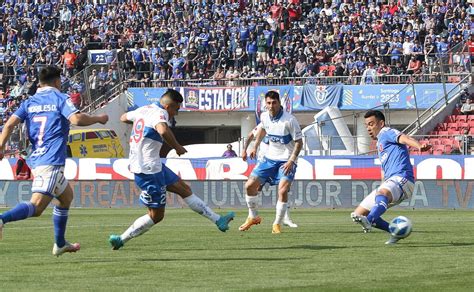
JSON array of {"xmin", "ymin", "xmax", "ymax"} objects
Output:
[{"xmin": 0, "ymin": 157, "xmax": 472, "ymax": 209}]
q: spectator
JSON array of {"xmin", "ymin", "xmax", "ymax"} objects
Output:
[
  {"xmin": 222, "ymin": 144, "xmax": 237, "ymax": 158},
  {"xmin": 461, "ymin": 99, "xmax": 474, "ymax": 115},
  {"xmin": 15, "ymin": 150, "xmax": 31, "ymax": 180},
  {"xmin": 360, "ymin": 63, "xmax": 378, "ymax": 85},
  {"xmin": 69, "ymin": 88, "xmax": 81, "ymax": 109}
]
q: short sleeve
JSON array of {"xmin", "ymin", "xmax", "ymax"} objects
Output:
[
  {"xmin": 12, "ymin": 101, "xmax": 28, "ymax": 122},
  {"xmin": 149, "ymin": 108, "xmax": 170, "ymax": 128},
  {"xmin": 61, "ymin": 97, "xmax": 79, "ymax": 119},
  {"xmin": 288, "ymin": 116, "xmax": 302, "ymax": 141},
  {"xmin": 126, "ymin": 110, "xmax": 138, "ymax": 122},
  {"xmin": 386, "ymin": 128, "xmax": 402, "ymax": 144}
]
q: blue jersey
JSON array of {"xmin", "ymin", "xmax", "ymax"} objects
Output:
[
  {"xmin": 377, "ymin": 127, "xmax": 414, "ymax": 182},
  {"xmin": 13, "ymin": 87, "xmax": 78, "ymax": 168}
]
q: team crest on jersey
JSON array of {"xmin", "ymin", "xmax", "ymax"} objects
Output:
[{"xmin": 378, "ymin": 143, "xmax": 383, "ymax": 152}]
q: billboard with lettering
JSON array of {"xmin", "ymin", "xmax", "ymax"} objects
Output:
[{"xmin": 0, "ymin": 180, "xmax": 472, "ymax": 209}]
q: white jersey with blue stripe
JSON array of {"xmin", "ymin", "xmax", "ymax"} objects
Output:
[
  {"xmin": 13, "ymin": 86, "xmax": 78, "ymax": 168},
  {"xmin": 260, "ymin": 109, "xmax": 302, "ymax": 161},
  {"xmin": 377, "ymin": 127, "xmax": 414, "ymax": 182},
  {"xmin": 127, "ymin": 103, "xmax": 170, "ymax": 174}
]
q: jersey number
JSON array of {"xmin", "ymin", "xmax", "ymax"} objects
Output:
[
  {"xmin": 131, "ymin": 119, "xmax": 145, "ymax": 143},
  {"xmin": 33, "ymin": 116, "xmax": 47, "ymax": 146}
]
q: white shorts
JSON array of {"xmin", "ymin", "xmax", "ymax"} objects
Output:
[
  {"xmin": 31, "ymin": 165, "xmax": 68, "ymax": 198},
  {"xmin": 360, "ymin": 176, "xmax": 414, "ymax": 211}
]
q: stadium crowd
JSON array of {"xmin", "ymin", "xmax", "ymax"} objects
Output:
[{"xmin": 0, "ymin": 0, "xmax": 473, "ymax": 143}]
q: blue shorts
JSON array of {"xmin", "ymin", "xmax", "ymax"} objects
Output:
[
  {"xmin": 134, "ymin": 165, "xmax": 180, "ymax": 209},
  {"xmin": 250, "ymin": 157, "xmax": 297, "ymax": 186}
]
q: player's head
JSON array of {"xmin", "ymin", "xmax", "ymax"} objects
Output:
[
  {"xmin": 364, "ymin": 110, "xmax": 386, "ymax": 140},
  {"xmin": 160, "ymin": 89, "xmax": 183, "ymax": 118},
  {"xmin": 39, "ymin": 66, "xmax": 62, "ymax": 89},
  {"xmin": 265, "ymin": 90, "xmax": 281, "ymax": 117}
]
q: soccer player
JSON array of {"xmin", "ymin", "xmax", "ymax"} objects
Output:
[
  {"xmin": 242, "ymin": 122, "xmax": 298, "ymax": 228},
  {"xmin": 239, "ymin": 91, "xmax": 302, "ymax": 234},
  {"xmin": 0, "ymin": 66, "xmax": 109, "ymax": 256},
  {"xmin": 109, "ymin": 89, "xmax": 234, "ymax": 250},
  {"xmin": 350, "ymin": 110, "xmax": 431, "ymax": 244}
]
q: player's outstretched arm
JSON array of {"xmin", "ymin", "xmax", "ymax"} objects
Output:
[
  {"xmin": 69, "ymin": 113, "xmax": 109, "ymax": 126},
  {"xmin": 155, "ymin": 122, "xmax": 187, "ymax": 156},
  {"xmin": 398, "ymin": 134, "xmax": 431, "ymax": 152},
  {"xmin": 282, "ymin": 138, "xmax": 303, "ymax": 175},
  {"xmin": 0, "ymin": 116, "xmax": 22, "ymax": 159},
  {"xmin": 120, "ymin": 113, "xmax": 133, "ymax": 124}
]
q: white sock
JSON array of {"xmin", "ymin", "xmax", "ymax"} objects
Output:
[
  {"xmin": 273, "ymin": 201, "xmax": 287, "ymax": 225},
  {"xmin": 184, "ymin": 194, "xmax": 220, "ymax": 223},
  {"xmin": 121, "ymin": 214, "xmax": 155, "ymax": 243},
  {"xmin": 246, "ymin": 195, "xmax": 259, "ymax": 218},
  {"xmin": 284, "ymin": 203, "xmax": 291, "ymax": 220}
]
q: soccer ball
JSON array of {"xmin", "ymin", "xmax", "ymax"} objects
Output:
[{"xmin": 389, "ymin": 216, "xmax": 413, "ymax": 239}]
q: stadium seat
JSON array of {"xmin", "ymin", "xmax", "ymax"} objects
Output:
[
  {"xmin": 448, "ymin": 122, "xmax": 458, "ymax": 130},
  {"xmin": 438, "ymin": 131, "xmax": 449, "ymax": 137},
  {"xmin": 470, "ymin": 128, "xmax": 474, "ymax": 135},
  {"xmin": 429, "ymin": 138, "xmax": 440, "ymax": 145},
  {"xmin": 456, "ymin": 115, "xmax": 467, "ymax": 123},
  {"xmin": 458, "ymin": 122, "xmax": 469, "ymax": 131},
  {"xmin": 468, "ymin": 120, "xmax": 474, "ymax": 128}
]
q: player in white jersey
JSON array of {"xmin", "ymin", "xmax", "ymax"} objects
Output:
[
  {"xmin": 242, "ymin": 123, "xmax": 298, "ymax": 228},
  {"xmin": 0, "ymin": 66, "xmax": 108, "ymax": 256},
  {"xmin": 351, "ymin": 110, "xmax": 430, "ymax": 244},
  {"xmin": 109, "ymin": 89, "xmax": 234, "ymax": 250},
  {"xmin": 239, "ymin": 91, "xmax": 302, "ymax": 234}
]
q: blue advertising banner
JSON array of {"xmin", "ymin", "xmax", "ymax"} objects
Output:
[
  {"xmin": 340, "ymin": 83, "xmax": 459, "ymax": 110},
  {"xmin": 300, "ymin": 85, "xmax": 342, "ymax": 109},
  {"xmin": 127, "ymin": 84, "xmax": 459, "ymax": 112},
  {"xmin": 1, "ymin": 180, "xmax": 472, "ymax": 209}
]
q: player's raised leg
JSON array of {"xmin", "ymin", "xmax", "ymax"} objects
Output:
[
  {"xmin": 110, "ymin": 207, "xmax": 163, "ymax": 250},
  {"xmin": 169, "ymin": 178, "xmax": 234, "ymax": 232},
  {"xmin": 239, "ymin": 177, "xmax": 262, "ymax": 231}
]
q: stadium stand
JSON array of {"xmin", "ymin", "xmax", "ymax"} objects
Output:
[{"xmin": 0, "ymin": 0, "xmax": 472, "ymax": 153}]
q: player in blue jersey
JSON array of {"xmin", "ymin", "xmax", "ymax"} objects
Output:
[
  {"xmin": 239, "ymin": 91, "xmax": 303, "ymax": 234},
  {"xmin": 351, "ymin": 110, "xmax": 431, "ymax": 244},
  {"xmin": 0, "ymin": 66, "xmax": 109, "ymax": 256},
  {"xmin": 108, "ymin": 89, "xmax": 234, "ymax": 250}
]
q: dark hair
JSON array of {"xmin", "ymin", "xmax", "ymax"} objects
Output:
[
  {"xmin": 265, "ymin": 90, "xmax": 280, "ymax": 101},
  {"xmin": 163, "ymin": 88, "xmax": 183, "ymax": 104},
  {"xmin": 39, "ymin": 66, "xmax": 61, "ymax": 84},
  {"xmin": 364, "ymin": 110, "xmax": 385, "ymax": 122}
]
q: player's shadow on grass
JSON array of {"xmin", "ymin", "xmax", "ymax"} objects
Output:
[
  {"xmin": 241, "ymin": 245, "xmax": 346, "ymax": 251},
  {"xmin": 140, "ymin": 257, "xmax": 308, "ymax": 262},
  {"xmin": 404, "ymin": 242, "xmax": 474, "ymax": 248}
]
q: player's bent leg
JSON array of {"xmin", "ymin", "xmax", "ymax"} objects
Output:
[
  {"xmin": 366, "ymin": 188, "xmax": 393, "ymax": 225},
  {"xmin": 110, "ymin": 208, "xmax": 161, "ymax": 250},
  {"xmin": 168, "ymin": 179, "xmax": 234, "ymax": 231},
  {"xmin": 240, "ymin": 177, "xmax": 262, "ymax": 231},
  {"xmin": 0, "ymin": 199, "xmax": 40, "ymax": 240},
  {"xmin": 351, "ymin": 205, "xmax": 372, "ymax": 233}
]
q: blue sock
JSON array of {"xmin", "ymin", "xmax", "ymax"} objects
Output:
[
  {"xmin": 53, "ymin": 206, "xmax": 69, "ymax": 248},
  {"xmin": 373, "ymin": 217, "xmax": 390, "ymax": 232},
  {"xmin": 367, "ymin": 195, "xmax": 389, "ymax": 224},
  {"xmin": 0, "ymin": 202, "xmax": 36, "ymax": 223}
]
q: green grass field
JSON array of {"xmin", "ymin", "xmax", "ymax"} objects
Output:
[{"xmin": 0, "ymin": 208, "xmax": 473, "ymax": 291}]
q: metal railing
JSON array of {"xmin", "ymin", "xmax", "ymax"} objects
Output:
[{"xmin": 403, "ymin": 74, "xmax": 471, "ymax": 135}]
